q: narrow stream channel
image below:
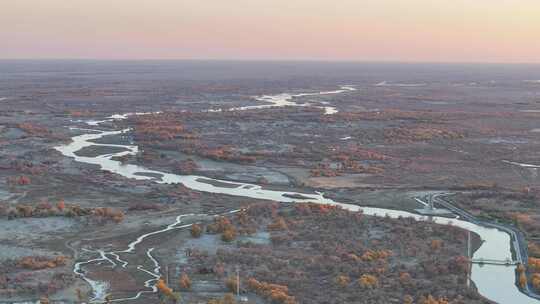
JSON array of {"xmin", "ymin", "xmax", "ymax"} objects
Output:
[{"xmin": 54, "ymin": 87, "xmax": 538, "ymax": 304}]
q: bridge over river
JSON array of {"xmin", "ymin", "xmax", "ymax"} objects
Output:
[{"xmin": 470, "ymin": 258, "xmax": 520, "ymax": 266}]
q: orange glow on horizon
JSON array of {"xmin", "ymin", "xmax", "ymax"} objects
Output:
[{"xmin": 1, "ymin": 0, "xmax": 540, "ymax": 63}]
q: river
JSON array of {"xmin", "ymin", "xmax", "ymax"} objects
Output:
[{"xmin": 54, "ymin": 86, "xmax": 538, "ymax": 304}]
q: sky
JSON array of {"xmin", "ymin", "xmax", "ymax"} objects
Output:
[{"xmin": 1, "ymin": 0, "xmax": 540, "ymax": 63}]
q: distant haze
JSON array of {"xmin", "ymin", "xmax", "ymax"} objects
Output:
[{"xmin": 2, "ymin": 0, "xmax": 540, "ymax": 63}]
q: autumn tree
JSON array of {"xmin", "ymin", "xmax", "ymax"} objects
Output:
[
  {"xmin": 335, "ymin": 275, "xmax": 350, "ymax": 288},
  {"xmin": 358, "ymin": 274, "xmax": 379, "ymax": 289},
  {"xmin": 225, "ymin": 276, "xmax": 238, "ymax": 293},
  {"xmin": 207, "ymin": 216, "xmax": 233, "ymax": 234},
  {"xmin": 222, "ymin": 293, "xmax": 236, "ymax": 304},
  {"xmin": 17, "ymin": 256, "xmax": 67, "ymax": 270},
  {"xmin": 517, "ymin": 263, "xmax": 526, "ymax": 274},
  {"xmin": 222, "ymin": 227, "xmax": 237, "ymax": 242},
  {"xmin": 430, "ymin": 239, "xmax": 443, "ymax": 251},
  {"xmin": 519, "ymin": 272, "xmax": 528, "ymax": 289},
  {"xmin": 191, "ymin": 224, "xmax": 203, "ymax": 238},
  {"xmin": 403, "ymin": 295, "xmax": 414, "ymax": 304},
  {"xmin": 157, "ymin": 279, "xmax": 173, "ymax": 296},
  {"xmin": 112, "ymin": 212, "xmax": 124, "ymax": 223},
  {"xmin": 14, "ymin": 175, "xmax": 31, "ymax": 185},
  {"xmin": 529, "ymin": 257, "xmax": 540, "ymax": 272},
  {"xmin": 179, "ymin": 273, "xmax": 192, "ymax": 290},
  {"xmin": 399, "ymin": 272, "xmax": 412, "ymax": 286},
  {"xmin": 156, "ymin": 278, "xmax": 179, "ymax": 303},
  {"xmin": 57, "ymin": 200, "xmax": 65, "ymax": 211},
  {"xmin": 361, "ymin": 249, "xmax": 391, "ymax": 261},
  {"xmin": 207, "ymin": 294, "xmax": 237, "ymax": 304},
  {"xmin": 15, "ymin": 205, "xmax": 34, "ymax": 217},
  {"xmin": 452, "ymin": 256, "xmax": 470, "ymax": 274},
  {"xmin": 93, "ymin": 207, "xmax": 125, "ymax": 223},
  {"xmin": 419, "ymin": 295, "xmax": 450, "ymax": 304},
  {"xmin": 267, "ymin": 217, "xmax": 288, "ymax": 231},
  {"xmin": 247, "ymin": 278, "xmax": 297, "ymax": 304},
  {"xmin": 532, "ymin": 273, "xmax": 540, "ymax": 291}
]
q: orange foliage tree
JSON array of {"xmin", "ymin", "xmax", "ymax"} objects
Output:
[
  {"xmin": 207, "ymin": 216, "xmax": 233, "ymax": 233},
  {"xmin": 225, "ymin": 276, "xmax": 238, "ymax": 293},
  {"xmin": 207, "ymin": 293, "xmax": 236, "ymax": 304},
  {"xmin": 222, "ymin": 227, "xmax": 237, "ymax": 242},
  {"xmin": 156, "ymin": 278, "xmax": 179, "ymax": 302},
  {"xmin": 335, "ymin": 275, "xmax": 351, "ymax": 288},
  {"xmin": 532, "ymin": 273, "xmax": 540, "ymax": 291},
  {"xmin": 399, "ymin": 272, "xmax": 412, "ymax": 286},
  {"xmin": 267, "ymin": 217, "xmax": 289, "ymax": 231},
  {"xmin": 191, "ymin": 224, "xmax": 203, "ymax": 238},
  {"xmin": 247, "ymin": 278, "xmax": 297, "ymax": 304},
  {"xmin": 17, "ymin": 256, "xmax": 67, "ymax": 270},
  {"xmin": 57, "ymin": 200, "xmax": 65, "ymax": 211},
  {"xmin": 93, "ymin": 207, "xmax": 125, "ymax": 223},
  {"xmin": 430, "ymin": 239, "xmax": 443, "ymax": 251},
  {"xmin": 179, "ymin": 273, "xmax": 192, "ymax": 290},
  {"xmin": 519, "ymin": 272, "xmax": 528, "ymax": 289},
  {"xmin": 403, "ymin": 295, "xmax": 414, "ymax": 304},
  {"xmin": 529, "ymin": 257, "xmax": 540, "ymax": 272},
  {"xmin": 361, "ymin": 249, "xmax": 391, "ymax": 262},
  {"xmin": 8, "ymin": 175, "xmax": 31, "ymax": 186},
  {"xmin": 358, "ymin": 274, "xmax": 379, "ymax": 289},
  {"xmin": 419, "ymin": 295, "xmax": 450, "ymax": 304}
]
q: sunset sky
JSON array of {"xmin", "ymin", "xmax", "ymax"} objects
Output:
[{"xmin": 1, "ymin": 0, "xmax": 540, "ymax": 63}]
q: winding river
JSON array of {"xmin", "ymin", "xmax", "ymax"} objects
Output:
[{"xmin": 55, "ymin": 86, "xmax": 538, "ymax": 304}]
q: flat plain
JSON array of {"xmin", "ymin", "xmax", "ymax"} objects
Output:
[{"xmin": 1, "ymin": 61, "xmax": 540, "ymax": 304}]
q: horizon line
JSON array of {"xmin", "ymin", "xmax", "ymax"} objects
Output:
[{"xmin": 1, "ymin": 58, "xmax": 540, "ymax": 66}]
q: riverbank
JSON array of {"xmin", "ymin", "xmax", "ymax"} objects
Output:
[
  {"xmin": 44, "ymin": 117, "xmax": 535, "ymax": 304},
  {"xmin": 435, "ymin": 194, "xmax": 540, "ymax": 301},
  {"xmin": 4, "ymin": 62, "xmax": 540, "ymax": 303}
]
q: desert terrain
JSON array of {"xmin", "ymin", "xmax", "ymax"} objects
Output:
[{"xmin": 1, "ymin": 61, "xmax": 540, "ymax": 304}]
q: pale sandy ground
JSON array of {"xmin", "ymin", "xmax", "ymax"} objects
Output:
[
  {"xmin": 0, "ymin": 244, "xmax": 59, "ymax": 262},
  {"xmin": 0, "ymin": 217, "xmax": 77, "ymax": 244}
]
